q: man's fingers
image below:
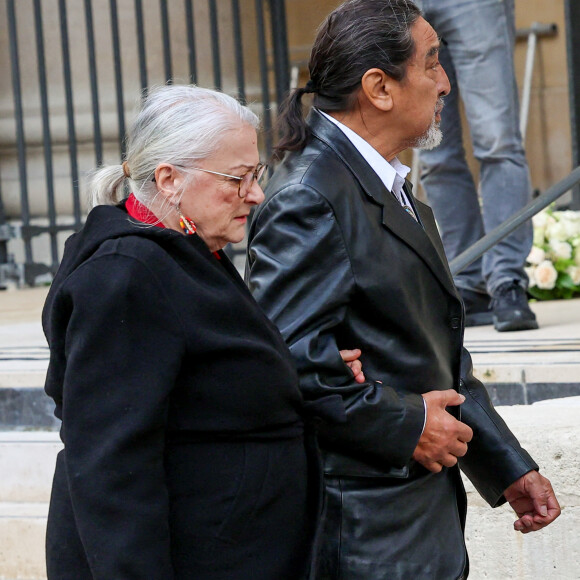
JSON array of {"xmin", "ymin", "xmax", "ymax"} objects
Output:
[
  {"xmin": 347, "ymin": 360, "xmax": 362, "ymax": 373},
  {"xmin": 421, "ymin": 460, "xmax": 443, "ymax": 473},
  {"xmin": 457, "ymin": 422, "xmax": 474, "ymax": 443},
  {"xmin": 450, "ymin": 440, "xmax": 469, "ymax": 458},
  {"xmin": 339, "ymin": 348, "xmax": 362, "ymax": 362}
]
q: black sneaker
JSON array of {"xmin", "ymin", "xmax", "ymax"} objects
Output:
[
  {"xmin": 458, "ymin": 288, "xmax": 493, "ymax": 327},
  {"xmin": 491, "ymin": 280, "xmax": 539, "ymax": 332}
]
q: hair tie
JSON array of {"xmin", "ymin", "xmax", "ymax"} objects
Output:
[
  {"xmin": 303, "ymin": 80, "xmax": 316, "ymax": 94},
  {"xmin": 122, "ymin": 161, "xmax": 131, "ymax": 178}
]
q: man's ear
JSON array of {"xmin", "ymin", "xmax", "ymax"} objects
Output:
[
  {"xmin": 154, "ymin": 163, "xmax": 184, "ymax": 203},
  {"xmin": 360, "ymin": 68, "xmax": 395, "ymax": 112}
]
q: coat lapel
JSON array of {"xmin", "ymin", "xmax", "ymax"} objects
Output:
[{"xmin": 309, "ymin": 109, "xmax": 458, "ymax": 298}]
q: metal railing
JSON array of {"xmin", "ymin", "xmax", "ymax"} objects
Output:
[{"xmin": 450, "ymin": 166, "xmax": 580, "ymax": 276}]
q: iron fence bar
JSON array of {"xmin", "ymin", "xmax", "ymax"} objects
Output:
[
  {"xmin": 160, "ymin": 0, "xmax": 173, "ymax": 82},
  {"xmin": 268, "ymin": 0, "xmax": 290, "ymax": 112},
  {"xmin": 450, "ymin": 165, "xmax": 580, "ymax": 276},
  {"xmin": 33, "ymin": 0, "xmax": 59, "ymax": 274},
  {"xmin": 184, "ymin": 0, "xmax": 197, "ymax": 84},
  {"xmin": 0, "ymin": 164, "xmax": 9, "ymax": 287},
  {"xmin": 83, "ymin": 0, "xmax": 103, "ymax": 165},
  {"xmin": 231, "ymin": 0, "xmax": 246, "ymax": 103},
  {"xmin": 58, "ymin": 0, "xmax": 82, "ymax": 230},
  {"xmin": 134, "ymin": 0, "xmax": 148, "ymax": 92},
  {"xmin": 208, "ymin": 0, "xmax": 222, "ymax": 89},
  {"xmin": 109, "ymin": 0, "xmax": 126, "ymax": 157},
  {"xmin": 565, "ymin": 0, "xmax": 580, "ymax": 209},
  {"xmin": 6, "ymin": 0, "xmax": 32, "ymax": 264},
  {"xmin": 254, "ymin": 0, "xmax": 273, "ymax": 159}
]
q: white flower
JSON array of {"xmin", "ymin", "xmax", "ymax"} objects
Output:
[
  {"xmin": 556, "ymin": 211, "xmax": 580, "ymax": 238},
  {"xmin": 546, "ymin": 220, "xmax": 569, "ymax": 242},
  {"xmin": 526, "ymin": 246, "xmax": 545, "ymax": 265},
  {"xmin": 532, "ymin": 210, "xmax": 550, "ymax": 228},
  {"xmin": 524, "ymin": 265, "xmax": 537, "ymax": 288},
  {"xmin": 549, "ymin": 240, "xmax": 573, "ymax": 261},
  {"xmin": 575, "ymin": 247, "xmax": 580, "ymax": 267},
  {"xmin": 567, "ymin": 266, "xmax": 580, "ymax": 285},
  {"xmin": 534, "ymin": 260, "xmax": 558, "ymax": 290}
]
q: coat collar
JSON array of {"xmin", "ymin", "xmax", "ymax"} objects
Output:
[{"xmin": 307, "ymin": 109, "xmax": 458, "ymax": 298}]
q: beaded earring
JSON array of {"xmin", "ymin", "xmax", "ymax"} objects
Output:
[{"xmin": 176, "ymin": 204, "xmax": 197, "ymax": 235}]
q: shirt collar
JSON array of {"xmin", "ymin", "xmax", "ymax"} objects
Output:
[
  {"xmin": 318, "ymin": 109, "xmax": 410, "ymax": 201},
  {"xmin": 125, "ymin": 193, "xmax": 165, "ymax": 227}
]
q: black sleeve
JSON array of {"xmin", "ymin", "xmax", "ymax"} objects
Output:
[
  {"xmin": 459, "ymin": 348, "xmax": 538, "ymax": 507},
  {"xmin": 247, "ymin": 185, "xmax": 425, "ymax": 469},
  {"xmin": 57, "ymin": 253, "xmax": 185, "ymax": 578}
]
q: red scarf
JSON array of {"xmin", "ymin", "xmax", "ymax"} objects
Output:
[{"xmin": 125, "ymin": 193, "xmax": 164, "ymax": 227}]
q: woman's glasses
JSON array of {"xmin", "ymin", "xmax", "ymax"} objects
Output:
[{"xmin": 185, "ymin": 163, "xmax": 267, "ymax": 198}]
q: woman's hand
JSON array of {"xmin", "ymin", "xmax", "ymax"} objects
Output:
[{"xmin": 339, "ymin": 348, "xmax": 366, "ymax": 384}]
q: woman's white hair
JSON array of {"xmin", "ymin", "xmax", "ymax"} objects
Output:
[{"xmin": 87, "ymin": 84, "xmax": 260, "ymax": 209}]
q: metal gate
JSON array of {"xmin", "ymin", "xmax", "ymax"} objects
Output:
[{"xmin": 0, "ymin": 0, "xmax": 290, "ymax": 286}]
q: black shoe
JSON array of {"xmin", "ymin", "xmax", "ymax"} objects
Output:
[
  {"xmin": 491, "ymin": 280, "xmax": 539, "ymax": 332},
  {"xmin": 458, "ymin": 288, "xmax": 493, "ymax": 327}
]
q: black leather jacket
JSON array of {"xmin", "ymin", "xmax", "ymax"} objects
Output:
[{"xmin": 246, "ymin": 109, "xmax": 537, "ymax": 578}]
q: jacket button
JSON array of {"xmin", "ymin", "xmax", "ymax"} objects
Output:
[{"xmin": 450, "ymin": 317, "xmax": 461, "ymax": 329}]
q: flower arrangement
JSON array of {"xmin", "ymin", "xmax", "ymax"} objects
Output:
[{"xmin": 525, "ymin": 207, "xmax": 580, "ymax": 300}]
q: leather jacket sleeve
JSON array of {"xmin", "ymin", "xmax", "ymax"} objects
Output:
[
  {"xmin": 247, "ymin": 184, "xmax": 425, "ymax": 470},
  {"xmin": 458, "ymin": 349, "xmax": 538, "ymax": 507}
]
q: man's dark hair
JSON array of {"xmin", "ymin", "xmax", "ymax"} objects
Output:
[{"xmin": 274, "ymin": 0, "xmax": 422, "ymax": 157}]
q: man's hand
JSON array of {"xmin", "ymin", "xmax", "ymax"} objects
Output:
[
  {"xmin": 339, "ymin": 348, "xmax": 366, "ymax": 384},
  {"xmin": 504, "ymin": 470, "xmax": 561, "ymax": 533},
  {"xmin": 413, "ymin": 390, "xmax": 473, "ymax": 473}
]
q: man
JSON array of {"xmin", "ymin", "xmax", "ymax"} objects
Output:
[
  {"xmin": 246, "ymin": 1, "xmax": 560, "ymax": 578},
  {"xmin": 415, "ymin": 0, "xmax": 538, "ymax": 332}
]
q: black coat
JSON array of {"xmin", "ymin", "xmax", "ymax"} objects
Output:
[
  {"xmin": 246, "ymin": 109, "xmax": 538, "ymax": 579},
  {"xmin": 43, "ymin": 202, "xmax": 320, "ymax": 579}
]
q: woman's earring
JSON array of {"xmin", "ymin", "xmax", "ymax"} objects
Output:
[{"xmin": 176, "ymin": 204, "xmax": 197, "ymax": 235}]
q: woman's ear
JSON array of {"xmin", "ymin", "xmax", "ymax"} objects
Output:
[
  {"xmin": 154, "ymin": 163, "xmax": 184, "ymax": 203},
  {"xmin": 360, "ymin": 68, "xmax": 395, "ymax": 112}
]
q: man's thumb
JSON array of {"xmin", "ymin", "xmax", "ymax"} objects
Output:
[{"xmin": 443, "ymin": 389, "xmax": 466, "ymax": 407}]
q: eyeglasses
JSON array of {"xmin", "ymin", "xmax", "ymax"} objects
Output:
[{"xmin": 184, "ymin": 162, "xmax": 268, "ymax": 198}]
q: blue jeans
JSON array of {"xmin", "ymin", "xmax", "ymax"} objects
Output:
[{"xmin": 415, "ymin": 0, "xmax": 533, "ymax": 295}]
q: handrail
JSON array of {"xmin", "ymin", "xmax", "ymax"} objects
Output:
[{"xmin": 450, "ymin": 165, "xmax": 580, "ymax": 275}]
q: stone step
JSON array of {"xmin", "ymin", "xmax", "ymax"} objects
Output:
[
  {"xmin": 0, "ymin": 502, "xmax": 48, "ymax": 580},
  {"xmin": 0, "ymin": 432, "xmax": 59, "ymax": 579},
  {"xmin": 0, "ymin": 432, "xmax": 61, "ymax": 503}
]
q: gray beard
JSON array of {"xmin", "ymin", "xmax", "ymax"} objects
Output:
[{"xmin": 414, "ymin": 116, "xmax": 443, "ymax": 150}]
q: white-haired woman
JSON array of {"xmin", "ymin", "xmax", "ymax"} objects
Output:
[{"xmin": 42, "ymin": 85, "xmax": 364, "ymax": 579}]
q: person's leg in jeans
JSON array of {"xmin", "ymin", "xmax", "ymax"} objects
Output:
[{"xmin": 418, "ymin": 0, "xmax": 537, "ymax": 331}]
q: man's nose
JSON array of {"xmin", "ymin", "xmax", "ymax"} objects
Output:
[{"xmin": 438, "ymin": 65, "xmax": 451, "ymax": 97}]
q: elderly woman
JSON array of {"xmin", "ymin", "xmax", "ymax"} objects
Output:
[{"xmin": 43, "ymin": 85, "xmax": 364, "ymax": 579}]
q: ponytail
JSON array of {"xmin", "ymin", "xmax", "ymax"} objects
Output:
[
  {"xmin": 86, "ymin": 164, "xmax": 128, "ymax": 209},
  {"xmin": 273, "ymin": 87, "xmax": 313, "ymax": 159}
]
